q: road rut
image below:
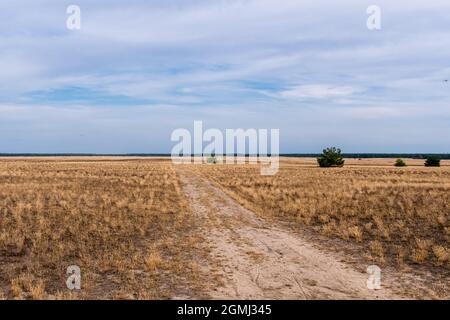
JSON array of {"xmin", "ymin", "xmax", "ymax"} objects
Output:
[{"xmin": 177, "ymin": 166, "xmax": 403, "ymax": 300}]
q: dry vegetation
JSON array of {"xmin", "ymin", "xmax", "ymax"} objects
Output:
[
  {"xmin": 0, "ymin": 158, "xmax": 205, "ymax": 299},
  {"xmin": 1, "ymin": 156, "xmax": 448, "ymax": 299},
  {"xmin": 199, "ymin": 158, "xmax": 450, "ymax": 273}
]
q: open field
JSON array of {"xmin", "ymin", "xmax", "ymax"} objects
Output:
[
  {"xmin": 0, "ymin": 157, "xmax": 448, "ymax": 299},
  {"xmin": 199, "ymin": 158, "xmax": 450, "ymax": 270},
  {"xmin": 0, "ymin": 158, "xmax": 206, "ymax": 299}
]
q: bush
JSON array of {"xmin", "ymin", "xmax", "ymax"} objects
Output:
[
  {"xmin": 317, "ymin": 147, "xmax": 345, "ymax": 167},
  {"xmin": 425, "ymin": 157, "xmax": 440, "ymax": 167},
  {"xmin": 394, "ymin": 159, "xmax": 406, "ymax": 167}
]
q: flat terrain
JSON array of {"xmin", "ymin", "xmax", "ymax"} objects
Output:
[
  {"xmin": 177, "ymin": 167, "xmax": 400, "ymax": 299},
  {"xmin": 0, "ymin": 157, "xmax": 448, "ymax": 299},
  {"xmin": 0, "ymin": 158, "xmax": 206, "ymax": 299}
]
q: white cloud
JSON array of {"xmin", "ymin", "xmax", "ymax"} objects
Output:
[
  {"xmin": 1, "ymin": 0, "xmax": 450, "ymax": 152},
  {"xmin": 280, "ymin": 85, "xmax": 361, "ymax": 100}
]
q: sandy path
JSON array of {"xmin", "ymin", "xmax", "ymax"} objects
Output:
[{"xmin": 177, "ymin": 166, "xmax": 404, "ymax": 300}]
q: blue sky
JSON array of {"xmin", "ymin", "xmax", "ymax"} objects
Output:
[{"xmin": 1, "ymin": 0, "xmax": 449, "ymax": 153}]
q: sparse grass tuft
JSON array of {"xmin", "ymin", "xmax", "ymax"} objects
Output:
[{"xmin": 145, "ymin": 252, "xmax": 164, "ymax": 272}]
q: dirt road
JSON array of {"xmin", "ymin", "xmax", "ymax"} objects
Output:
[{"xmin": 177, "ymin": 167, "xmax": 404, "ymax": 300}]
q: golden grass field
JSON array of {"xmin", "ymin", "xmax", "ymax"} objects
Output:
[
  {"xmin": 199, "ymin": 158, "xmax": 450, "ymax": 271},
  {"xmin": 0, "ymin": 157, "xmax": 448, "ymax": 299},
  {"xmin": 0, "ymin": 158, "xmax": 205, "ymax": 299}
]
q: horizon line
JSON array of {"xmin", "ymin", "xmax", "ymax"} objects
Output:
[{"xmin": 1, "ymin": 152, "xmax": 449, "ymax": 159}]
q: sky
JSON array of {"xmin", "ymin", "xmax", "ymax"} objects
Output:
[{"xmin": 0, "ymin": 0, "xmax": 449, "ymax": 153}]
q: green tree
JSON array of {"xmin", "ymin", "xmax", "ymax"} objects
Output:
[
  {"xmin": 425, "ymin": 157, "xmax": 440, "ymax": 167},
  {"xmin": 317, "ymin": 147, "xmax": 345, "ymax": 167},
  {"xmin": 394, "ymin": 159, "xmax": 406, "ymax": 167}
]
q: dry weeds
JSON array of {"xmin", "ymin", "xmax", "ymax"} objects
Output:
[
  {"xmin": 1, "ymin": 157, "xmax": 448, "ymax": 299},
  {"xmin": 0, "ymin": 158, "xmax": 205, "ymax": 299},
  {"xmin": 198, "ymin": 158, "xmax": 450, "ymax": 273}
]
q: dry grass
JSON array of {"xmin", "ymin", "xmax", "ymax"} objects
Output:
[
  {"xmin": 0, "ymin": 158, "xmax": 205, "ymax": 299},
  {"xmin": 1, "ymin": 156, "xmax": 448, "ymax": 299},
  {"xmin": 198, "ymin": 158, "xmax": 450, "ymax": 272}
]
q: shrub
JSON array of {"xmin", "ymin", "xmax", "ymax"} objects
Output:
[
  {"xmin": 394, "ymin": 159, "xmax": 406, "ymax": 167},
  {"xmin": 317, "ymin": 147, "xmax": 345, "ymax": 167},
  {"xmin": 425, "ymin": 157, "xmax": 440, "ymax": 167}
]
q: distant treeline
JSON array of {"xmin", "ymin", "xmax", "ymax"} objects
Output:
[{"xmin": 1, "ymin": 153, "xmax": 449, "ymax": 159}]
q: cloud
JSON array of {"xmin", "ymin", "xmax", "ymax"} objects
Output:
[
  {"xmin": 280, "ymin": 85, "xmax": 362, "ymax": 100},
  {"xmin": 1, "ymin": 0, "xmax": 450, "ymax": 152}
]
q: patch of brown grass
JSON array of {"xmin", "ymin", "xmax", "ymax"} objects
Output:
[
  {"xmin": 198, "ymin": 158, "xmax": 450, "ymax": 272},
  {"xmin": 0, "ymin": 158, "xmax": 204, "ymax": 299}
]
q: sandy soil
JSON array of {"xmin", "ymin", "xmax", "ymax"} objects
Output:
[{"xmin": 176, "ymin": 166, "xmax": 406, "ymax": 300}]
